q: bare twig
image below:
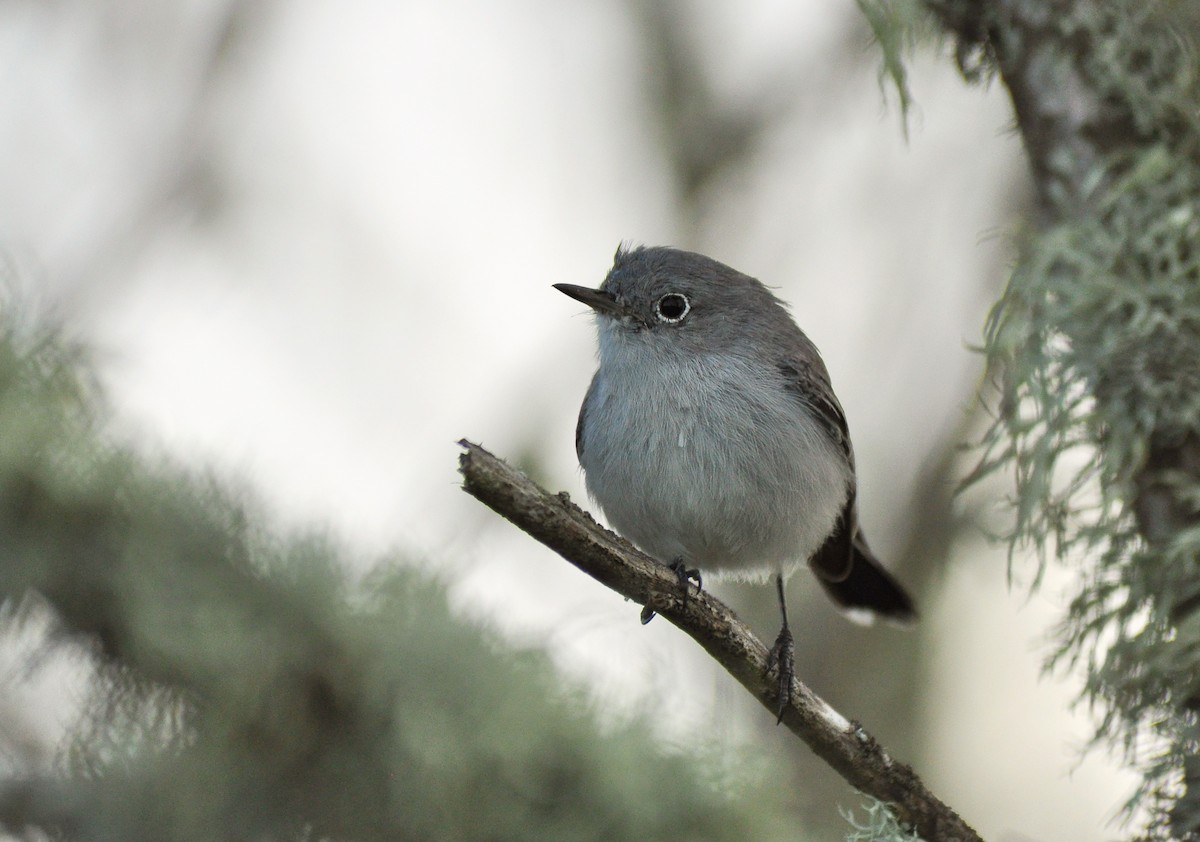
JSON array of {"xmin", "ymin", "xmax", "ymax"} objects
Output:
[{"xmin": 457, "ymin": 440, "xmax": 982, "ymax": 842}]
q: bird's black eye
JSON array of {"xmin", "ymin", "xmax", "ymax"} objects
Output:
[{"xmin": 655, "ymin": 292, "xmax": 690, "ymax": 324}]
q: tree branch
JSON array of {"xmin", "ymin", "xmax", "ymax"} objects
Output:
[{"xmin": 457, "ymin": 440, "xmax": 982, "ymax": 842}]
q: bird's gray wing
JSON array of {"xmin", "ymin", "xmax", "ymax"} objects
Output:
[
  {"xmin": 776, "ymin": 359, "xmax": 858, "ymax": 583},
  {"xmin": 775, "ymin": 359, "xmax": 853, "ymax": 470},
  {"xmin": 777, "ymin": 357, "xmax": 916, "ymax": 620}
]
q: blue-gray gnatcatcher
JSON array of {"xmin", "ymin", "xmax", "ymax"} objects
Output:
[{"xmin": 555, "ymin": 245, "xmax": 916, "ymax": 718}]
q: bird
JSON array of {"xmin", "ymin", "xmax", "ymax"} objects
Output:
[{"xmin": 554, "ymin": 244, "xmax": 916, "ymax": 720}]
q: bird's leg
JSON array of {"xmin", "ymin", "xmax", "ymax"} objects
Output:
[
  {"xmin": 640, "ymin": 558, "xmax": 702, "ymax": 624},
  {"xmin": 765, "ymin": 573, "xmax": 794, "ymax": 723}
]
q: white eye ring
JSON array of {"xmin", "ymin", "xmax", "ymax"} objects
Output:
[{"xmin": 655, "ymin": 292, "xmax": 690, "ymax": 324}]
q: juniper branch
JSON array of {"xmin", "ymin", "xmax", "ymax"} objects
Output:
[{"xmin": 458, "ymin": 439, "xmax": 982, "ymax": 842}]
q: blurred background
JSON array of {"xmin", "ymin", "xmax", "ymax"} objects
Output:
[{"xmin": 0, "ymin": 1, "xmax": 1139, "ymax": 839}]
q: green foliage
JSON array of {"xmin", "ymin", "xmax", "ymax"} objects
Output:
[
  {"xmin": 842, "ymin": 797, "xmax": 924, "ymax": 842},
  {"xmin": 0, "ymin": 313, "xmax": 800, "ymax": 839},
  {"xmin": 953, "ymin": 3, "xmax": 1200, "ymax": 838},
  {"xmin": 1062, "ymin": 2, "xmax": 1200, "ymax": 148},
  {"xmin": 854, "ymin": 0, "xmax": 940, "ymax": 129}
]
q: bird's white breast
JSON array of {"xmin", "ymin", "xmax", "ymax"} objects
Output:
[{"xmin": 581, "ymin": 328, "xmax": 851, "ymax": 581}]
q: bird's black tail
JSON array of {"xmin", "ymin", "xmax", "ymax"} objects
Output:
[{"xmin": 810, "ymin": 526, "xmax": 916, "ymax": 623}]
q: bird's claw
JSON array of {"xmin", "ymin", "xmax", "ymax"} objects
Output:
[
  {"xmin": 640, "ymin": 559, "xmax": 702, "ymax": 624},
  {"xmin": 669, "ymin": 558, "xmax": 702, "ymax": 598},
  {"xmin": 766, "ymin": 626, "xmax": 795, "ymax": 723}
]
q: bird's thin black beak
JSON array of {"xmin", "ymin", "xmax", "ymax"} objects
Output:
[{"xmin": 553, "ymin": 283, "xmax": 625, "ymax": 317}]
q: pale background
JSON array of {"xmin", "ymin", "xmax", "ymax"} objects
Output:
[{"xmin": 0, "ymin": 2, "xmax": 1137, "ymax": 840}]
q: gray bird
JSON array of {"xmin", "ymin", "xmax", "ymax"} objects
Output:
[{"xmin": 555, "ymin": 244, "xmax": 916, "ymax": 720}]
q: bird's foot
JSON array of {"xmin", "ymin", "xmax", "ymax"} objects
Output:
[
  {"xmin": 640, "ymin": 559, "xmax": 702, "ymax": 624},
  {"xmin": 669, "ymin": 558, "xmax": 702, "ymax": 598},
  {"xmin": 765, "ymin": 625, "xmax": 795, "ymax": 724}
]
